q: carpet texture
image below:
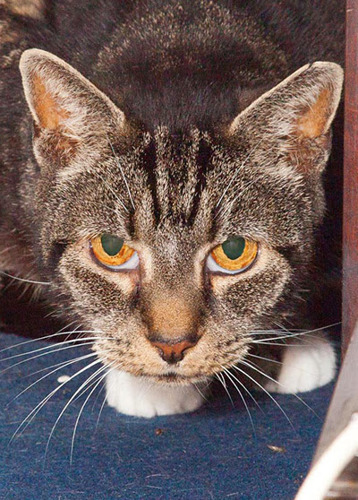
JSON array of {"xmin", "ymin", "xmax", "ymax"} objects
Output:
[{"xmin": 0, "ymin": 332, "xmax": 334, "ymax": 499}]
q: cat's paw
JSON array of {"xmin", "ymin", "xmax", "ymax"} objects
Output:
[
  {"xmin": 265, "ymin": 335, "xmax": 336, "ymax": 394},
  {"xmin": 106, "ymin": 370, "xmax": 206, "ymax": 418}
]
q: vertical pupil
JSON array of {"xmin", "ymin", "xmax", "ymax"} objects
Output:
[
  {"xmin": 101, "ymin": 234, "xmax": 124, "ymax": 256},
  {"xmin": 222, "ymin": 237, "xmax": 246, "ymax": 260}
]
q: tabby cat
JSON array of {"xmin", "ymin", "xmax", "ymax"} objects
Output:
[{"xmin": 0, "ymin": 0, "xmax": 344, "ymax": 417}]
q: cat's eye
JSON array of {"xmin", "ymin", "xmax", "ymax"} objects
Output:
[
  {"xmin": 207, "ymin": 237, "xmax": 258, "ymax": 274},
  {"xmin": 90, "ymin": 234, "xmax": 139, "ymax": 270}
]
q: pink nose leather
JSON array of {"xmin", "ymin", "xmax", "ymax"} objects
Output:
[{"xmin": 151, "ymin": 339, "xmax": 197, "ymax": 364}]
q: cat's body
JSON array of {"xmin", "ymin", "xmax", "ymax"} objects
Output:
[{"xmin": 0, "ymin": 0, "xmax": 344, "ymax": 417}]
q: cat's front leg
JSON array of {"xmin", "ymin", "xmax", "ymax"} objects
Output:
[
  {"xmin": 106, "ymin": 370, "xmax": 207, "ymax": 418},
  {"xmin": 265, "ymin": 334, "xmax": 336, "ymax": 394}
]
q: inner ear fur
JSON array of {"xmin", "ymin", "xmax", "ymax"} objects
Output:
[
  {"xmin": 296, "ymin": 87, "xmax": 334, "ymax": 139},
  {"xmin": 19, "ymin": 48, "xmax": 125, "ymax": 145},
  {"xmin": 230, "ymin": 62, "xmax": 343, "ymax": 173},
  {"xmin": 30, "ymin": 73, "xmax": 70, "ymax": 130}
]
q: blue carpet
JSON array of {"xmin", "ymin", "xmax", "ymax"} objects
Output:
[{"xmin": 0, "ymin": 333, "xmax": 334, "ymax": 500}]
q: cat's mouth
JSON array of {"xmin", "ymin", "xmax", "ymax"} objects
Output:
[
  {"xmin": 160, "ymin": 373, "xmax": 189, "ymax": 382},
  {"xmin": 148, "ymin": 372, "xmax": 207, "ymax": 384}
]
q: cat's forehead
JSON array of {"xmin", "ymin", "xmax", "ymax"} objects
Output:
[
  {"xmin": 47, "ymin": 126, "xmax": 309, "ymax": 249},
  {"xmin": 129, "ymin": 127, "xmax": 307, "ymax": 246}
]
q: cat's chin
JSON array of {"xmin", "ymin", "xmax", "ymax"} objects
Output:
[{"xmin": 106, "ymin": 370, "xmax": 207, "ymax": 418}]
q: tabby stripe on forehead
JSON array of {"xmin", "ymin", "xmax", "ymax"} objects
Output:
[
  {"xmin": 187, "ymin": 138, "xmax": 213, "ymax": 226},
  {"xmin": 140, "ymin": 138, "xmax": 161, "ymax": 225}
]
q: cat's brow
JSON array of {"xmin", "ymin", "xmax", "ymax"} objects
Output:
[
  {"xmin": 108, "ymin": 137, "xmax": 136, "ymax": 211},
  {"xmin": 215, "ymin": 138, "xmax": 264, "ymax": 209}
]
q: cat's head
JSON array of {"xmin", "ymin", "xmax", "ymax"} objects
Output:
[{"xmin": 19, "ymin": 49, "xmax": 343, "ymax": 383}]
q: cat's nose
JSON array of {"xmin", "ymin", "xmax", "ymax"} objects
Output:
[{"xmin": 151, "ymin": 337, "xmax": 198, "ymax": 364}]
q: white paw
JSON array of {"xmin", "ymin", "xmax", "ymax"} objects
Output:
[
  {"xmin": 105, "ymin": 370, "xmax": 206, "ymax": 418},
  {"xmin": 265, "ymin": 335, "xmax": 336, "ymax": 394}
]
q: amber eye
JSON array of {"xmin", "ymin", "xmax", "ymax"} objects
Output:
[
  {"xmin": 208, "ymin": 237, "xmax": 258, "ymax": 274},
  {"xmin": 91, "ymin": 234, "xmax": 137, "ymax": 269}
]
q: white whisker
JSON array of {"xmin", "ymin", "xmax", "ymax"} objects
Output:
[
  {"xmin": 0, "ymin": 328, "xmax": 102, "ymax": 356},
  {"xmin": 70, "ymin": 362, "xmax": 115, "ymax": 464},
  {"xmin": 0, "ymin": 336, "xmax": 101, "ymax": 363},
  {"xmin": 95, "ymin": 392, "xmax": 108, "ymax": 431},
  {"xmin": 108, "ymin": 137, "xmax": 135, "ymax": 211},
  {"xmin": 222, "ymin": 366, "xmax": 262, "ymax": 412},
  {"xmin": 238, "ymin": 359, "xmax": 319, "ymax": 418},
  {"xmin": 232, "ymin": 364, "xmax": 295, "ymax": 429},
  {"xmin": 221, "ymin": 367, "xmax": 257, "ymax": 438},
  {"xmin": 215, "ymin": 139, "xmax": 263, "ymax": 209},
  {"xmin": 0, "ymin": 340, "xmax": 101, "ymax": 376},
  {"xmin": 7, "ymin": 352, "xmax": 98, "ymax": 408},
  {"xmin": 215, "ymin": 372, "xmax": 234, "ymax": 407},
  {"xmin": 45, "ymin": 362, "xmax": 109, "ymax": 460},
  {"xmin": 0, "ymin": 269, "xmax": 51, "ymax": 286},
  {"xmin": 10, "ymin": 358, "xmax": 103, "ymax": 444},
  {"xmin": 193, "ymin": 382, "xmax": 209, "ymax": 402},
  {"xmin": 246, "ymin": 353, "xmax": 283, "ymax": 365}
]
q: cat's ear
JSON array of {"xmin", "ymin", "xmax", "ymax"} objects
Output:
[
  {"xmin": 229, "ymin": 62, "xmax": 343, "ymax": 175},
  {"xmin": 19, "ymin": 48, "xmax": 125, "ymax": 169}
]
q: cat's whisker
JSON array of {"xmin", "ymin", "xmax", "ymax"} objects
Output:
[
  {"xmin": 59, "ymin": 323, "xmax": 92, "ymax": 342},
  {"xmin": 249, "ymin": 320, "xmax": 341, "ymax": 338},
  {"xmin": 23, "ymin": 353, "xmax": 97, "ymax": 380},
  {"xmin": 232, "ymin": 364, "xmax": 295, "ymax": 430},
  {"xmin": 214, "ymin": 198, "xmax": 234, "ymax": 222},
  {"xmin": 251, "ymin": 332, "xmax": 305, "ymax": 343},
  {"xmin": 273, "ymin": 321, "xmax": 341, "ymax": 335},
  {"xmin": 0, "ymin": 269, "xmax": 51, "ymax": 286},
  {"xmin": 215, "ymin": 372, "xmax": 234, "ymax": 407},
  {"xmin": 94, "ymin": 381, "xmax": 109, "ymax": 430},
  {"xmin": 10, "ymin": 358, "xmax": 103, "ymax": 444},
  {"xmin": 0, "ymin": 335, "xmax": 98, "ymax": 361},
  {"xmin": 247, "ymin": 328, "xmax": 296, "ymax": 334},
  {"xmin": 251, "ymin": 341, "xmax": 306, "ymax": 347},
  {"xmin": 69, "ymin": 359, "xmax": 117, "ymax": 406},
  {"xmin": 10, "ymin": 347, "xmax": 111, "ymax": 410},
  {"xmin": 215, "ymin": 139, "xmax": 264, "ymax": 209},
  {"xmin": 252, "ymin": 333, "xmax": 326, "ymax": 347},
  {"xmin": 90, "ymin": 199, "xmax": 120, "ymax": 216},
  {"xmin": 215, "ymin": 172, "xmax": 265, "ymax": 222},
  {"xmin": 91, "ymin": 374, "xmax": 107, "ymax": 412},
  {"xmin": 7, "ymin": 352, "xmax": 98, "ymax": 408},
  {"xmin": 95, "ymin": 392, "xmax": 108, "ymax": 432},
  {"xmin": 0, "ymin": 328, "xmax": 102, "ymax": 356},
  {"xmin": 236, "ymin": 359, "xmax": 319, "ymax": 418},
  {"xmin": 45, "ymin": 362, "xmax": 110, "ymax": 461},
  {"xmin": 242, "ymin": 329, "xmax": 300, "ymax": 339},
  {"xmin": 108, "ymin": 137, "xmax": 135, "ymax": 211},
  {"xmin": 192, "ymin": 381, "xmax": 209, "ymax": 402},
  {"xmin": 221, "ymin": 366, "xmax": 263, "ymax": 412},
  {"xmin": 70, "ymin": 374, "xmax": 108, "ymax": 463},
  {"xmin": 70, "ymin": 362, "xmax": 115, "ymax": 464},
  {"xmin": 246, "ymin": 353, "xmax": 283, "ymax": 365},
  {"xmin": 249, "ymin": 331, "xmax": 308, "ymax": 342},
  {"xmin": 244, "ymin": 330, "xmax": 284, "ymax": 336},
  {"xmin": 96, "ymin": 176, "xmax": 129, "ymax": 214},
  {"xmin": 0, "ymin": 339, "xmax": 104, "ymax": 375},
  {"xmin": 48, "ymin": 319, "xmax": 81, "ymax": 337},
  {"xmin": 221, "ymin": 366, "xmax": 257, "ymax": 438}
]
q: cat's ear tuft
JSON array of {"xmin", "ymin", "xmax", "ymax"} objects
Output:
[
  {"xmin": 230, "ymin": 62, "xmax": 344, "ymax": 174},
  {"xmin": 19, "ymin": 49, "xmax": 125, "ymax": 169}
]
